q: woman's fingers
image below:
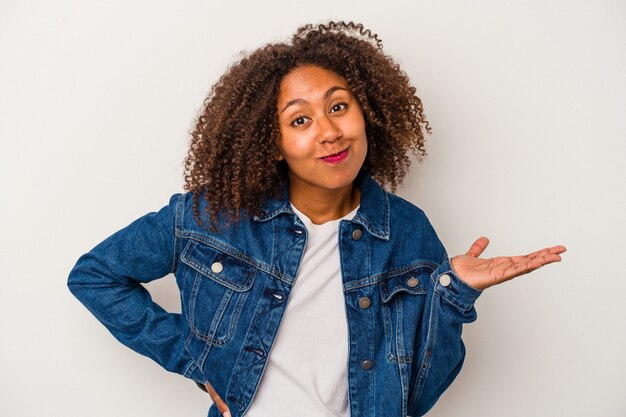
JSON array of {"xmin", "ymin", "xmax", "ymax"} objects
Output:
[
  {"xmin": 205, "ymin": 382, "xmax": 232, "ymax": 417},
  {"xmin": 501, "ymin": 247, "xmax": 565, "ymax": 280},
  {"xmin": 520, "ymin": 245, "xmax": 567, "ymax": 261},
  {"xmin": 466, "ymin": 236, "xmax": 490, "ymax": 258}
]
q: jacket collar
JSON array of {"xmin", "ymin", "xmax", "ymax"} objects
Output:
[{"xmin": 253, "ymin": 170, "xmax": 390, "ymax": 241}]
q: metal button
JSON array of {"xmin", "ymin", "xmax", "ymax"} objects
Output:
[
  {"xmin": 352, "ymin": 229, "xmax": 363, "ymax": 240},
  {"xmin": 361, "ymin": 360, "xmax": 374, "ymax": 370},
  {"xmin": 358, "ymin": 297, "xmax": 371, "ymax": 309},
  {"xmin": 407, "ymin": 277, "xmax": 419, "ymax": 287},
  {"xmin": 211, "ymin": 262, "xmax": 223, "ymax": 273},
  {"xmin": 439, "ymin": 274, "xmax": 451, "ymax": 287}
]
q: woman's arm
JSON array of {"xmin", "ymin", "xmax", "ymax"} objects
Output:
[
  {"xmin": 67, "ymin": 194, "xmax": 208, "ymax": 385},
  {"xmin": 408, "ymin": 237, "xmax": 566, "ymax": 416},
  {"xmin": 407, "ymin": 257, "xmax": 482, "ymax": 416}
]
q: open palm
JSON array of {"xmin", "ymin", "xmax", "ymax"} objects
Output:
[{"xmin": 451, "ymin": 237, "xmax": 567, "ymax": 291}]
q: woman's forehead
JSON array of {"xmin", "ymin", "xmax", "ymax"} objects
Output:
[{"xmin": 277, "ymin": 65, "xmax": 351, "ymax": 106}]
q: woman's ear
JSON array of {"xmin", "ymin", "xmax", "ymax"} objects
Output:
[{"xmin": 275, "ymin": 154, "xmax": 284, "ymax": 161}]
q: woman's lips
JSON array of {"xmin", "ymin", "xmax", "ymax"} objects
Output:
[{"xmin": 321, "ymin": 148, "xmax": 349, "ymax": 164}]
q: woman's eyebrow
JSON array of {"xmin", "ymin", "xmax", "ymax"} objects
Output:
[{"xmin": 280, "ymin": 86, "xmax": 349, "ymax": 114}]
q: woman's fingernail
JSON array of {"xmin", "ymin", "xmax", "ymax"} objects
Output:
[{"xmin": 224, "ymin": 412, "xmax": 231, "ymax": 417}]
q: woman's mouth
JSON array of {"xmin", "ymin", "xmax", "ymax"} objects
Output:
[{"xmin": 321, "ymin": 148, "xmax": 349, "ymax": 164}]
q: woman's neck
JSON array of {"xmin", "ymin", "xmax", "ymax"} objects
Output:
[{"xmin": 289, "ymin": 183, "xmax": 360, "ymax": 225}]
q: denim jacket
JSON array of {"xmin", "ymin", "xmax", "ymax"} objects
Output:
[{"xmin": 67, "ymin": 171, "xmax": 482, "ymax": 417}]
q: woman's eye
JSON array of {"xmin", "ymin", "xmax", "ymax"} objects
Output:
[
  {"xmin": 291, "ymin": 117, "xmax": 308, "ymax": 127},
  {"xmin": 330, "ymin": 103, "xmax": 347, "ymax": 113}
]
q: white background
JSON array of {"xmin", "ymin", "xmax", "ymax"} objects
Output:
[{"xmin": 1, "ymin": 1, "xmax": 624, "ymax": 416}]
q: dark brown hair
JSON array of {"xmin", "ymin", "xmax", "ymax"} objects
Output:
[{"xmin": 184, "ymin": 21, "xmax": 431, "ymax": 227}]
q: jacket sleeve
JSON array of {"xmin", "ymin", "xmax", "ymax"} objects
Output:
[
  {"xmin": 407, "ymin": 251, "xmax": 482, "ymax": 416},
  {"xmin": 67, "ymin": 194, "xmax": 208, "ymax": 385}
]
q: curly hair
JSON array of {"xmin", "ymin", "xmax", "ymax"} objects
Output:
[{"xmin": 184, "ymin": 21, "xmax": 431, "ymax": 228}]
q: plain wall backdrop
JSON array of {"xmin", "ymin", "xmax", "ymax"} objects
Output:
[{"xmin": 1, "ymin": 1, "xmax": 624, "ymax": 416}]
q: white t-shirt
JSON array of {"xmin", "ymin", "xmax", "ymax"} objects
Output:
[{"xmin": 244, "ymin": 204, "xmax": 359, "ymax": 417}]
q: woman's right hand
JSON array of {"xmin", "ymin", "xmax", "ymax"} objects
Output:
[{"xmin": 204, "ymin": 381, "xmax": 232, "ymax": 417}]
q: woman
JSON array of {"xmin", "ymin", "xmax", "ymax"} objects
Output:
[{"xmin": 67, "ymin": 22, "xmax": 566, "ymax": 417}]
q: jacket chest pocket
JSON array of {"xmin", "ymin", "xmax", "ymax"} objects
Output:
[
  {"xmin": 180, "ymin": 240, "xmax": 256, "ymax": 346},
  {"xmin": 380, "ymin": 266, "xmax": 431, "ymax": 363}
]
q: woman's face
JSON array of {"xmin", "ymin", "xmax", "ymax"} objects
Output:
[{"xmin": 276, "ymin": 65, "xmax": 368, "ymax": 197}]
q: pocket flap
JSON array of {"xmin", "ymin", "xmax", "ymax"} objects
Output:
[
  {"xmin": 181, "ymin": 240, "xmax": 256, "ymax": 292},
  {"xmin": 380, "ymin": 266, "xmax": 430, "ymax": 303}
]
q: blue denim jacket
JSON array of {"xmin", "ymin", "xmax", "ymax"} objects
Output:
[{"xmin": 68, "ymin": 171, "xmax": 482, "ymax": 417}]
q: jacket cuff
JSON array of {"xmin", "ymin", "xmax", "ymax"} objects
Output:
[{"xmin": 432, "ymin": 258, "xmax": 482, "ymax": 312}]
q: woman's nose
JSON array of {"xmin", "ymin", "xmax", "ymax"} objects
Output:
[{"xmin": 317, "ymin": 115, "xmax": 342, "ymax": 143}]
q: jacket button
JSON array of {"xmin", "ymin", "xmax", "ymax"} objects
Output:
[
  {"xmin": 351, "ymin": 229, "xmax": 363, "ymax": 240},
  {"xmin": 211, "ymin": 262, "xmax": 223, "ymax": 273},
  {"xmin": 361, "ymin": 360, "xmax": 374, "ymax": 370},
  {"xmin": 358, "ymin": 297, "xmax": 371, "ymax": 309},
  {"xmin": 439, "ymin": 274, "xmax": 451, "ymax": 287},
  {"xmin": 407, "ymin": 277, "xmax": 419, "ymax": 287}
]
